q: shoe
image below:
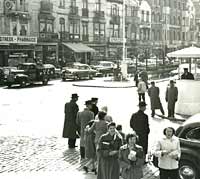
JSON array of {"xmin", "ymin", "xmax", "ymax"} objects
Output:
[
  {"xmin": 83, "ymin": 166, "xmax": 88, "ymax": 173},
  {"xmin": 91, "ymin": 168, "xmax": 97, "ymax": 175}
]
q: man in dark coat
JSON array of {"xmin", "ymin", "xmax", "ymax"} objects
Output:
[
  {"xmin": 148, "ymin": 81, "xmax": 165, "ymax": 117},
  {"xmin": 62, "ymin": 93, "xmax": 79, "ymax": 149},
  {"xmin": 181, "ymin": 68, "xmax": 194, "ymax": 80},
  {"xmin": 91, "ymin": 97, "xmax": 99, "ymax": 117},
  {"xmin": 130, "ymin": 102, "xmax": 150, "ymax": 155},
  {"xmin": 165, "ymin": 80, "xmax": 178, "ymax": 118}
]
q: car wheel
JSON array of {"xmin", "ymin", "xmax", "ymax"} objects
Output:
[
  {"xmin": 20, "ymin": 79, "xmax": 26, "ymax": 87},
  {"xmin": 62, "ymin": 78, "xmax": 66, "ymax": 81},
  {"xmin": 179, "ymin": 160, "xmax": 198, "ymax": 179},
  {"xmin": 7, "ymin": 83, "xmax": 12, "ymax": 88},
  {"xmin": 42, "ymin": 78, "xmax": 48, "ymax": 85},
  {"xmin": 89, "ymin": 74, "xmax": 93, "ymax": 80}
]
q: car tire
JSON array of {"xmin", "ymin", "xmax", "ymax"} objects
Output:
[
  {"xmin": 7, "ymin": 83, "xmax": 12, "ymax": 88},
  {"xmin": 20, "ymin": 79, "xmax": 26, "ymax": 88},
  {"xmin": 89, "ymin": 74, "xmax": 93, "ymax": 80},
  {"xmin": 179, "ymin": 160, "xmax": 198, "ymax": 179},
  {"xmin": 62, "ymin": 78, "xmax": 66, "ymax": 81},
  {"xmin": 42, "ymin": 78, "xmax": 48, "ymax": 85}
]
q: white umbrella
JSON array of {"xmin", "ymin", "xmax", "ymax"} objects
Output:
[{"xmin": 167, "ymin": 46, "xmax": 200, "ymax": 58}]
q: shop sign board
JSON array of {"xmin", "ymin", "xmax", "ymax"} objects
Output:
[
  {"xmin": 0, "ymin": 36, "xmax": 37, "ymax": 44},
  {"xmin": 109, "ymin": 37, "xmax": 126, "ymax": 43}
]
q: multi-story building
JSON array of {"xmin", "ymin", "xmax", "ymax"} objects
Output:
[
  {"xmin": 147, "ymin": 0, "xmax": 197, "ymax": 60},
  {"xmin": 0, "ymin": 0, "xmax": 198, "ymax": 67}
]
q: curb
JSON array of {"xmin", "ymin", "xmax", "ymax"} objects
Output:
[{"xmin": 72, "ymin": 84, "xmax": 135, "ymax": 88}]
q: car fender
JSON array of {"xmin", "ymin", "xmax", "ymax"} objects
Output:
[{"xmin": 180, "ymin": 147, "xmax": 200, "ymax": 167}]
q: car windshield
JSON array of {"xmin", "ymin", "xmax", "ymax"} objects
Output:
[
  {"xmin": 76, "ymin": 65, "xmax": 88, "ymax": 70},
  {"xmin": 18, "ymin": 64, "xmax": 35, "ymax": 70}
]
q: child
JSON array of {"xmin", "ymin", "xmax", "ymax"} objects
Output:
[{"xmin": 116, "ymin": 124, "xmax": 126, "ymax": 145}]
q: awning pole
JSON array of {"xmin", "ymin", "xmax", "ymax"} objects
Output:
[{"xmin": 178, "ymin": 58, "xmax": 180, "ymax": 79}]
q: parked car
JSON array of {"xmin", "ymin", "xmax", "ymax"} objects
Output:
[
  {"xmin": 175, "ymin": 114, "xmax": 200, "ymax": 178},
  {"xmin": 61, "ymin": 62, "xmax": 97, "ymax": 81},
  {"xmin": 91, "ymin": 61, "xmax": 117, "ymax": 76},
  {"xmin": 5, "ymin": 63, "xmax": 53, "ymax": 87}
]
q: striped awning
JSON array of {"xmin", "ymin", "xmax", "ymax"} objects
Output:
[{"xmin": 62, "ymin": 43, "xmax": 95, "ymax": 53}]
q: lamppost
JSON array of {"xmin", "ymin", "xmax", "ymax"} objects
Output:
[{"xmin": 121, "ymin": 0, "xmax": 128, "ymax": 80}]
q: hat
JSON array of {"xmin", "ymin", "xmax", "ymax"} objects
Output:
[
  {"xmin": 138, "ymin": 101, "xmax": 147, "ymax": 107},
  {"xmin": 170, "ymin": 80, "xmax": 175, "ymax": 84},
  {"xmin": 85, "ymin": 100, "xmax": 92, "ymax": 105},
  {"xmin": 91, "ymin": 97, "xmax": 98, "ymax": 101},
  {"xmin": 183, "ymin": 68, "xmax": 188, "ymax": 71},
  {"xmin": 71, "ymin": 93, "xmax": 79, "ymax": 98}
]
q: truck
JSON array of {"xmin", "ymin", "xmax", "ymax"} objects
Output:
[{"xmin": 6, "ymin": 63, "xmax": 54, "ymax": 88}]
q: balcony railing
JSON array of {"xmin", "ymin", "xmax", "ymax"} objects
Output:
[
  {"xmin": 40, "ymin": 1, "xmax": 53, "ymax": 13},
  {"xmin": 110, "ymin": 15, "xmax": 120, "ymax": 24},
  {"xmin": 94, "ymin": 11, "xmax": 105, "ymax": 18},
  {"xmin": 39, "ymin": 32, "xmax": 58, "ymax": 42},
  {"xmin": 82, "ymin": 8, "xmax": 89, "ymax": 17},
  {"xmin": 69, "ymin": 6, "xmax": 79, "ymax": 15},
  {"xmin": 5, "ymin": 3, "xmax": 29, "ymax": 15},
  {"xmin": 60, "ymin": 32, "xmax": 69, "ymax": 41}
]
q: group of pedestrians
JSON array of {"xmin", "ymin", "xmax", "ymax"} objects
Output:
[{"xmin": 62, "ymin": 92, "xmax": 181, "ymax": 179}]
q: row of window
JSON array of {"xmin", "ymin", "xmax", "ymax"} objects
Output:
[{"xmin": 153, "ymin": 0, "xmax": 186, "ymax": 11}]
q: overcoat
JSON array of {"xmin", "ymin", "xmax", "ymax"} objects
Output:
[
  {"xmin": 148, "ymin": 86, "xmax": 163, "ymax": 110},
  {"xmin": 97, "ymin": 132, "xmax": 122, "ymax": 179},
  {"xmin": 119, "ymin": 144, "xmax": 144, "ymax": 179},
  {"xmin": 62, "ymin": 100, "xmax": 79, "ymax": 138},
  {"xmin": 76, "ymin": 108, "xmax": 94, "ymax": 147},
  {"xmin": 165, "ymin": 86, "xmax": 178, "ymax": 110},
  {"xmin": 91, "ymin": 104, "xmax": 99, "ymax": 117},
  {"xmin": 130, "ymin": 110, "xmax": 150, "ymax": 154}
]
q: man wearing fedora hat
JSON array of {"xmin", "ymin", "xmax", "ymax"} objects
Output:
[
  {"xmin": 130, "ymin": 101, "xmax": 150, "ymax": 156},
  {"xmin": 90, "ymin": 97, "xmax": 99, "ymax": 117},
  {"xmin": 76, "ymin": 100, "xmax": 94, "ymax": 159},
  {"xmin": 62, "ymin": 93, "xmax": 79, "ymax": 149},
  {"xmin": 165, "ymin": 80, "xmax": 178, "ymax": 118}
]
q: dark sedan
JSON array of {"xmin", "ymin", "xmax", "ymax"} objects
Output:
[{"xmin": 175, "ymin": 113, "xmax": 200, "ymax": 179}]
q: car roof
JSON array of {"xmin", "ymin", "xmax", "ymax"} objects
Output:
[
  {"xmin": 20, "ymin": 63, "xmax": 36, "ymax": 65},
  {"xmin": 183, "ymin": 113, "xmax": 200, "ymax": 126}
]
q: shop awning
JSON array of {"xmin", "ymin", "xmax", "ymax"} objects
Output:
[{"xmin": 62, "ymin": 43, "xmax": 95, "ymax": 53}]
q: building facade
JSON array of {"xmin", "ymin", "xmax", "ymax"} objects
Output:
[{"xmin": 0, "ymin": 0, "xmax": 199, "ymax": 67}]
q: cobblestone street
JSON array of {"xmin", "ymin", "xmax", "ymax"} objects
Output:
[{"xmin": 0, "ymin": 136, "xmax": 159, "ymax": 179}]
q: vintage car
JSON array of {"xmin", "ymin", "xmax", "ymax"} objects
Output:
[
  {"xmin": 175, "ymin": 114, "xmax": 200, "ymax": 179},
  {"xmin": 61, "ymin": 63, "xmax": 97, "ymax": 81},
  {"xmin": 91, "ymin": 61, "xmax": 117, "ymax": 76},
  {"xmin": 5, "ymin": 63, "xmax": 53, "ymax": 87}
]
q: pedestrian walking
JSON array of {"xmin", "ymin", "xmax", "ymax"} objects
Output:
[
  {"xmin": 130, "ymin": 101, "xmax": 150, "ymax": 156},
  {"xmin": 83, "ymin": 120, "xmax": 97, "ymax": 174},
  {"xmin": 119, "ymin": 133, "xmax": 144, "ymax": 179},
  {"xmin": 97, "ymin": 122, "xmax": 122, "ymax": 179},
  {"xmin": 100, "ymin": 106, "xmax": 113, "ymax": 122},
  {"xmin": 154, "ymin": 127, "xmax": 181, "ymax": 179},
  {"xmin": 165, "ymin": 80, "xmax": 178, "ymax": 118},
  {"xmin": 139, "ymin": 70, "xmax": 148, "ymax": 89},
  {"xmin": 134, "ymin": 71, "xmax": 139, "ymax": 87},
  {"xmin": 148, "ymin": 81, "xmax": 165, "ymax": 117},
  {"xmin": 181, "ymin": 68, "xmax": 194, "ymax": 80},
  {"xmin": 62, "ymin": 93, "xmax": 79, "ymax": 149},
  {"xmin": 91, "ymin": 97, "xmax": 99, "ymax": 117},
  {"xmin": 137, "ymin": 79, "xmax": 147, "ymax": 102},
  {"xmin": 76, "ymin": 100, "xmax": 94, "ymax": 159}
]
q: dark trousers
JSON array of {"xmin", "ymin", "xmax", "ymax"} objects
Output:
[
  {"xmin": 80, "ymin": 146, "xmax": 85, "ymax": 159},
  {"xmin": 68, "ymin": 138, "xmax": 76, "ymax": 148},
  {"xmin": 160, "ymin": 168, "xmax": 178, "ymax": 179},
  {"xmin": 151, "ymin": 106, "xmax": 165, "ymax": 117},
  {"xmin": 138, "ymin": 93, "xmax": 145, "ymax": 102},
  {"xmin": 168, "ymin": 103, "xmax": 175, "ymax": 117}
]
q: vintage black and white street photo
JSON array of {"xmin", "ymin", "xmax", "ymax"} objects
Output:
[{"xmin": 0, "ymin": 0, "xmax": 200, "ymax": 179}]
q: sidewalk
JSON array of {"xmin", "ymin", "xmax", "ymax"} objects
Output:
[
  {"xmin": 72, "ymin": 76, "xmax": 176, "ymax": 88},
  {"xmin": 0, "ymin": 136, "xmax": 159, "ymax": 179}
]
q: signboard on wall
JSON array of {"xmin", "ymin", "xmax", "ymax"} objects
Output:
[{"xmin": 0, "ymin": 36, "xmax": 37, "ymax": 44}]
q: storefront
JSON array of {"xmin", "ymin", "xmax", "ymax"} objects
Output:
[
  {"xmin": 35, "ymin": 42, "xmax": 58, "ymax": 66},
  {"xmin": 0, "ymin": 35, "xmax": 37, "ymax": 67},
  {"xmin": 61, "ymin": 43, "xmax": 95, "ymax": 64}
]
